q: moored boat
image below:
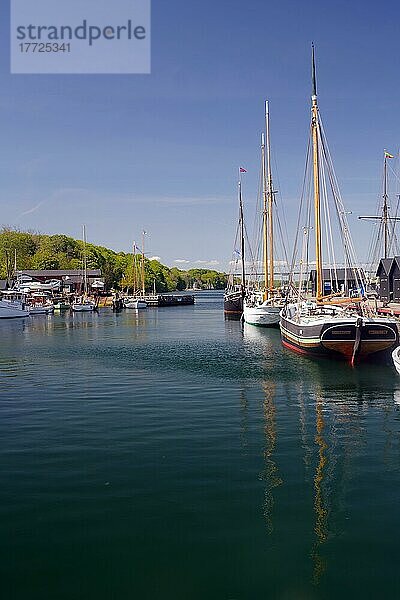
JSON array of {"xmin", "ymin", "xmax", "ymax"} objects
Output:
[
  {"xmin": 124, "ymin": 234, "xmax": 149, "ymax": 310},
  {"xmin": 243, "ymin": 292, "xmax": 281, "ymax": 326},
  {"xmin": 281, "ymin": 301, "xmax": 398, "ymax": 362},
  {"xmin": 224, "ymin": 177, "xmax": 246, "ymax": 317},
  {"xmin": 280, "ymin": 46, "xmax": 398, "ymax": 364},
  {"xmin": 243, "ymin": 102, "xmax": 287, "ymax": 327},
  {"xmin": 27, "ymin": 292, "xmax": 54, "ymax": 315},
  {"xmin": 71, "ymin": 297, "xmax": 96, "ymax": 312},
  {"xmin": 0, "ymin": 290, "xmax": 29, "ymax": 318},
  {"xmin": 71, "ymin": 225, "xmax": 97, "ymax": 312},
  {"xmin": 124, "ymin": 297, "xmax": 148, "ymax": 309},
  {"xmin": 392, "ymin": 346, "xmax": 400, "ymax": 374}
]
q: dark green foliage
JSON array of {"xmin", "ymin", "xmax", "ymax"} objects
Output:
[{"xmin": 0, "ymin": 228, "xmax": 227, "ymax": 291}]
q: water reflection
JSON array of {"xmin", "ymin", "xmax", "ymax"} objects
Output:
[
  {"xmin": 311, "ymin": 394, "xmax": 329, "ymax": 583},
  {"xmin": 239, "ymin": 387, "xmax": 248, "ymax": 450},
  {"xmin": 260, "ymin": 381, "xmax": 283, "ymax": 533},
  {"xmin": 242, "ymin": 323, "xmax": 400, "ymax": 587}
]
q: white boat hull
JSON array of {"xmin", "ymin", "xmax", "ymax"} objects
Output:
[
  {"xmin": 243, "ymin": 303, "xmax": 281, "ymax": 326},
  {"xmin": 124, "ymin": 299, "xmax": 148, "ymax": 309},
  {"xmin": 28, "ymin": 305, "xmax": 54, "ymax": 315},
  {"xmin": 0, "ymin": 299, "xmax": 29, "ymax": 318},
  {"xmin": 71, "ymin": 302, "xmax": 96, "ymax": 312},
  {"xmin": 392, "ymin": 347, "xmax": 400, "ymax": 374}
]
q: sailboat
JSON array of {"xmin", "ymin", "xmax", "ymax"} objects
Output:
[
  {"xmin": 243, "ymin": 101, "xmax": 286, "ymax": 326},
  {"xmin": 224, "ymin": 179, "xmax": 246, "ymax": 316},
  {"xmin": 124, "ymin": 238, "xmax": 147, "ymax": 309},
  {"xmin": 359, "ymin": 150, "xmax": 400, "ymax": 264},
  {"xmin": 279, "ymin": 46, "xmax": 398, "ymax": 364},
  {"xmin": 71, "ymin": 225, "xmax": 96, "ymax": 312}
]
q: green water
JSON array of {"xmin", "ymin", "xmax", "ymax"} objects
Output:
[{"xmin": 1, "ymin": 292, "xmax": 400, "ymax": 599}]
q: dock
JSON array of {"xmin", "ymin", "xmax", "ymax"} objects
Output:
[{"xmin": 97, "ymin": 294, "xmax": 195, "ymax": 308}]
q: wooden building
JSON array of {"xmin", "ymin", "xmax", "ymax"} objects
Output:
[
  {"xmin": 309, "ymin": 268, "xmax": 363, "ymax": 296},
  {"xmin": 376, "ymin": 258, "xmax": 395, "ymax": 303},
  {"xmin": 391, "ymin": 258, "xmax": 400, "ymax": 302}
]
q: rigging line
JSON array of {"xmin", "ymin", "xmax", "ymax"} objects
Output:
[
  {"xmin": 318, "ymin": 120, "xmax": 364, "ymax": 290},
  {"xmin": 288, "ymin": 137, "xmax": 312, "ymax": 288},
  {"xmin": 365, "ymin": 214, "xmax": 379, "ymax": 268},
  {"xmin": 369, "ymin": 226, "xmax": 382, "ymax": 272},
  {"xmin": 251, "ymin": 152, "xmax": 264, "ymax": 283},
  {"xmin": 305, "ymin": 166, "xmax": 312, "ymax": 293},
  {"xmin": 388, "ymin": 194, "xmax": 400, "ymax": 256},
  {"xmin": 271, "ymin": 150, "xmax": 291, "ymax": 262},
  {"xmin": 275, "ymin": 211, "xmax": 290, "ymax": 271},
  {"xmin": 318, "ymin": 139, "xmax": 334, "ymax": 290},
  {"xmin": 319, "ymin": 126, "xmax": 340, "ymax": 290}
]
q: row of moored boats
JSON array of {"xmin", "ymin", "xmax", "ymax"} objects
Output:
[{"xmin": 224, "ymin": 46, "xmax": 400, "ymax": 367}]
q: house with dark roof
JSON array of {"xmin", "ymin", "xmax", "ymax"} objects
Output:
[
  {"xmin": 309, "ymin": 268, "xmax": 364, "ymax": 296},
  {"xmin": 376, "ymin": 258, "xmax": 395, "ymax": 302}
]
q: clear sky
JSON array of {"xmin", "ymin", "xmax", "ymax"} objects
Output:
[{"xmin": 1, "ymin": 0, "xmax": 400, "ymax": 271}]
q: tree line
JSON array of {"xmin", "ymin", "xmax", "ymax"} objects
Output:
[{"xmin": 0, "ymin": 228, "xmax": 227, "ymax": 292}]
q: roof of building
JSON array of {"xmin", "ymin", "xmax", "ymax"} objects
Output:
[
  {"xmin": 376, "ymin": 258, "xmax": 395, "ymax": 277},
  {"xmin": 309, "ymin": 268, "xmax": 363, "ymax": 282}
]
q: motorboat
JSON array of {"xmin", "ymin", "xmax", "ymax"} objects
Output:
[
  {"xmin": 0, "ymin": 290, "xmax": 29, "ymax": 318},
  {"xmin": 27, "ymin": 292, "xmax": 55, "ymax": 315},
  {"xmin": 124, "ymin": 297, "xmax": 147, "ymax": 309}
]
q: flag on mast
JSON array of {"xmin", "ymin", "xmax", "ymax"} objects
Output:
[
  {"xmin": 384, "ymin": 151, "xmax": 394, "ymax": 159},
  {"xmin": 239, "ymin": 167, "xmax": 247, "ymax": 173}
]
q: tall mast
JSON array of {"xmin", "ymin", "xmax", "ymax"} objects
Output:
[
  {"xmin": 311, "ymin": 44, "xmax": 323, "ymax": 301},
  {"xmin": 383, "ymin": 155, "xmax": 389, "ymax": 258},
  {"xmin": 141, "ymin": 231, "xmax": 146, "ymax": 295},
  {"xmin": 261, "ymin": 132, "xmax": 269, "ymax": 298},
  {"xmin": 83, "ymin": 224, "xmax": 88, "ymax": 296},
  {"xmin": 265, "ymin": 100, "xmax": 274, "ymax": 291},
  {"xmin": 359, "ymin": 151, "xmax": 400, "ymax": 259},
  {"xmin": 238, "ymin": 180, "xmax": 246, "ymax": 298},
  {"xmin": 132, "ymin": 241, "xmax": 137, "ymax": 293}
]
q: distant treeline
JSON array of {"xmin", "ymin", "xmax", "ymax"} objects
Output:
[{"xmin": 0, "ymin": 228, "xmax": 227, "ymax": 292}]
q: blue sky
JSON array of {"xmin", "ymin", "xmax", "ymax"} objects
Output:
[{"xmin": 1, "ymin": 0, "xmax": 400, "ymax": 270}]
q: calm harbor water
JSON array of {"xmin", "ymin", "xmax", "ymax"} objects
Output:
[{"xmin": 2, "ymin": 290, "xmax": 400, "ymax": 599}]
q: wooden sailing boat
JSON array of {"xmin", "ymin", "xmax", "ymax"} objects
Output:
[
  {"xmin": 124, "ymin": 235, "xmax": 148, "ymax": 309},
  {"xmin": 71, "ymin": 225, "xmax": 96, "ymax": 312},
  {"xmin": 243, "ymin": 101, "xmax": 285, "ymax": 326},
  {"xmin": 224, "ymin": 178, "xmax": 246, "ymax": 316},
  {"xmin": 280, "ymin": 46, "xmax": 398, "ymax": 363}
]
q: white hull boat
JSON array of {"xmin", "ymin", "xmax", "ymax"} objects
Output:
[
  {"xmin": 71, "ymin": 299, "xmax": 96, "ymax": 312},
  {"xmin": 28, "ymin": 305, "xmax": 54, "ymax": 315},
  {"xmin": 0, "ymin": 299, "xmax": 29, "ymax": 318},
  {"xmin": 243, "ymin": 300, "xmax": 281, "ymax": 326},
  {"xmin": 392, "ymin": 346, "xmax": 400, "ymax": 374},
  {"xmin": 72, "ymin": 227, "xmax": 96, "ymax": 313},
  {"xmin": 125, "ymin": 298, "xmax": 147, "ymax": 309},
  {"xmin": 27, "ymin": 292, "xmax": 55, "ymax": 315}
]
